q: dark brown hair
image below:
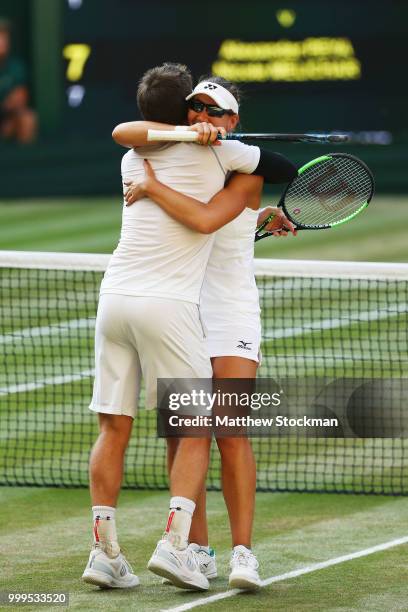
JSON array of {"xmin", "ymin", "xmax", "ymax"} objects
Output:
[{"xmin": 137, "ymin": 62, "xmax": 193, "ymax": 124}]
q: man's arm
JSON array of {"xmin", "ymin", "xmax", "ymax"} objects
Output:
[
  {"xmin": 113, "ymin": 121, "xmax": 296, "ymax": 182},
  {"xmin": 125, "ymin": 160, "xmax": 263, "ymax": 234}
]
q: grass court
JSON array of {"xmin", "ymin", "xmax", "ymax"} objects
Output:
[{"xmin": 1, "ymin": 195, "xmax": 407, "ymax": 610}]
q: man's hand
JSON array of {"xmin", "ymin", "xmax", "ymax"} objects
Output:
[
  {"xmin": 188, "ymin": 122, "xmax": 226, "ymax": 146},
  {"xmin": 124, "ymin": 159, "xmax": 157, "ymax": 206},
  {"xmin": 257, "ymin": 206, "xmax": 297, "ymax": 237}
]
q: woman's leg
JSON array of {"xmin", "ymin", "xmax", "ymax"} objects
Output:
[{"xmin": 213, "ymin": 356, "xmax": 257, "ymax": 547}]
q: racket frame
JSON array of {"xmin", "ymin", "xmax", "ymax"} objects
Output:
[
  {"xmin": 255, "ymin": 153, "xmax": 375, "ymax": 241},
  {"xmin": 147, "ymin": 129, "xmax": 349, "ymax": 144}
]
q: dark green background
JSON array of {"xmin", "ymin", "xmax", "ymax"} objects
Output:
[{"xmin": 0, "ymin": 0, "xmax": 407, "ymax": 197}]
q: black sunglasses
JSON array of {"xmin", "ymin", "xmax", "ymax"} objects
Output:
[{"xmin": 187, "ymin": 99, "xmax": 235, "ymax": 118}]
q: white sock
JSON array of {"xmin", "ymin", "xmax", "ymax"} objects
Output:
[
  {"xmin": 165, "ymin": 496, "xmax": 195, "ymax": 550},
  {"xmin": 92, "ymin": 505, "xmax": 120, "ymax": 558}
]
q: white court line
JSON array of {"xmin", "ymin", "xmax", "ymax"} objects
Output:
[
  {"xmin": 0, "ymin": 369, "xmax": 94, "ymax": 396},
  {"xmin": 1, "ymin": 301, "xmax": 405, "ymax": 395},
  {"xmin": 161, "ymin": 535, "xmax": 408, "ymax": 612},
  {"xmin": 0, "ymin": 318, "xmax": 94, "ymax": 345},
  {"xmin": 264, "ymin": 303, "xmax": 407, "ymax": 339}
]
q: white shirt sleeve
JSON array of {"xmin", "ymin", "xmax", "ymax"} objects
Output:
[{"xmin": 215, "ymin": 141, "xmax": 260, "ymax": 175}]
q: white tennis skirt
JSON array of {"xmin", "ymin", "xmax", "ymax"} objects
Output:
[{"xmin": 205, "ymin": 325, "xmax": 261, "ymax": 363}]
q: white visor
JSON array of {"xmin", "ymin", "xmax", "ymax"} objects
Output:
[{"xmin": 186, "ymin": 81, "xmax": 239, "ymax": 114}]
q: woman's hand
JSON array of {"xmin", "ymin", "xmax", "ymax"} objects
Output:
[
  {"xmin": 188, "ymin": 122, "xmax": 226, "ymax": 146},
  {"xmin": 124, "ymin": 159, "xmax": 157, "ymax": 206},
  {"xmin": 257, "ymin": 206, "xmax": 297, "ymax": 237}
]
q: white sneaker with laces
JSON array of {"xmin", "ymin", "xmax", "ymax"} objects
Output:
[
  {"xmin": 148, "ymin": 539, "xmax": 209, "ymax": 591},
  {"xmin": 162, "ymin": 543, "xmax": 217, "ymax": 584},
  {"xmin": 82, "ymin": 545, "xmax": 139, "ymax": 589},
  {"xmin": 229, "ymin": 545, "xmax": 261, "ymax": 590},
  {"xmin": 189, "ymin": 544, "xmax": 217, "ymax": 579}
]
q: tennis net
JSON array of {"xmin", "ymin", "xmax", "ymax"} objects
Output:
[{"xmin": 1, "ymin": 251, "xmax": 407, "ymax": 494}]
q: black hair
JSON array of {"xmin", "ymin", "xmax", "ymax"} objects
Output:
[{"xmin": 137, "ymin": 62, "xmax": 192, "ymax": 125}]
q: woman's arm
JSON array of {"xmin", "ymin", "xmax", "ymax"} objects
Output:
[
  {"xmin": 126, "ymin": 160, "xmax": 263, "ymax": 234},
  {"xmin": 112, "ymin": 121, "xmax": 224, "ymax": 147},
  {"xmin": 255, "ymin": 150, "xmax": 297, "ymax": 184},
  {"xmin": 112, "ymin": 121, "xmax": 177, "ymax": 147}
]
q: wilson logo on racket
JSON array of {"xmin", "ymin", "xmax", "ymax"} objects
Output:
[
  {"xmin": 255, "ymin": 153, "xmax": 374, "ymax": 240},
  {"xmin": 307, "ymin": 165, "xmax": 358, "ymax": 210}
]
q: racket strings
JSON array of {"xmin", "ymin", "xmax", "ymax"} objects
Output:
[{"xmin": 286, "ymin": 157, "xmax": 373, "ymax": 226}]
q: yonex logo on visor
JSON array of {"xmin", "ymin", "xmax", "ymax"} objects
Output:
[{"xmin": 186, "ymin": 81, "xmax": 239, "ymax": 114}]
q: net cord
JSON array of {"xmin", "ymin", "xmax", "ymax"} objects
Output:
[{"xmin": 1, "ymin": 251, "xmax": 407, "ymax": 281}]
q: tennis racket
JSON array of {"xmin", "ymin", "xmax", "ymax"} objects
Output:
[
  {"xmin": 147, "ymin": 130, "xmax": 348, "ymax": 144},
  {"xmin": 255, "ymin": 153, "xmax": 374, "ymax": 241}
]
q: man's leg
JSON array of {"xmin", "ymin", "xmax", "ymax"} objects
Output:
[
  {"xmin": 168, "ymin": 437, "xmax": 212, "ymax": 547},
  {"xmin": 83, "ymin": 413, "xmax": 139, "ymax": 588},
  {"xmin": 148, "ymin": 438, "xmax": 212, "ymax": 590},
  {"xmin": 143, "ymin": 299, "xmax": 213, "ymax": 590},
  {"xmin": 166, "ymin": 437, "xmax": 208, "ymax": 546},
  {"xmin": 165, "ymin": 438, "xmax": 217, "ymax": 581},
  {"xmin": 90, "ymin": 413, "xmax": 133, "ymax": 507}
]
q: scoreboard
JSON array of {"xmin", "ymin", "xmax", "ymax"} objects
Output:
[{"xmin": 62, "ymin": 0, "xmax": 406, "ymax": 143}]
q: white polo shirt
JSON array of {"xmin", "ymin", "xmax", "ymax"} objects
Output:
[
  {"xmin": 201, "ymin": 206, "xmax": 261, "ymax": 331},
  {"xmin": 100, "ymin": 140, "xmax": 259, "ymax": 304}
]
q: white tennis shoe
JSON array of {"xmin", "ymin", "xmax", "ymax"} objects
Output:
[
  {"xmin": 162, "ymin": 543, "xmax": 217, "ymax": 584},
  {"xmin": 189, "ymin": 543, "xmax": 218, "ymax": 579},
  {"xmin": 82, "ymin": 545, "xmax": 139, "ymax": 589},
  {"xmin": 229, "ymin": 545, "xmax": 261, "ymax": 590},
  {"xmin": 148, "ymin": 539, "xmax": 209, "ymax": 591}
]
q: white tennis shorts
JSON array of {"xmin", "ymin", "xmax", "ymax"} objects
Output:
[{"xmin": 89, "ymin": 294, "xmax": 212, "ymax": 418}]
